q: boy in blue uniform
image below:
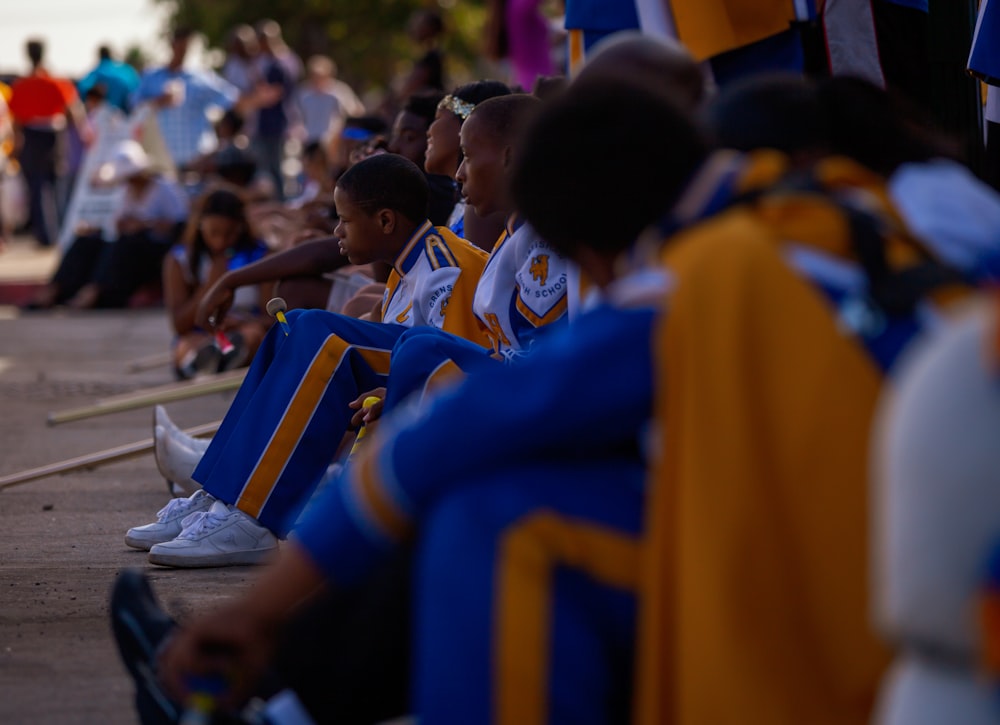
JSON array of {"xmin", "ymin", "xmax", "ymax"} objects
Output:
[
  {"xmin": 135, "ymin": 94, "xmax": 573, "ymax": 571},
  {"xmin": 125, "ymin": 153, "xmax": 488, "ymax": 565}
]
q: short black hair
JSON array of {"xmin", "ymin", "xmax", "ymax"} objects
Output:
[
  {"xmin": 302, "ymin": 140, "xmax": 328, "ymax": 162},
  {"xmin": 171, "ymin": 26, "xmax": 195, "ymax": 42},
  {"xmin": 403, "ymin": 89, "xmax": 447, "ymax": 125},
  {"xmin": 511, "ymin": 80, "xmax": 708, "ymax": 258},
  {"xmin": 26, "ymin": 39, "xmax": 44, "ymax": 66},
  {"xmin": 200, "ymin": 185, "xmax": 247, "ymax": 221},
  {"xmin": 531, "ymin": 74, "xmax": 568, "ymax": 100},
  {"xmin": 467, "ymin": 93, "xmax": 541, "ymax": 148},
  {"xmin": 214, "ymin": 146, "xmax": 258, "ymax": 186},
  {"xmin": 450, "ymin": 79, "xmax": 513, "ymax": 108},
  {"xmin": 336, "ymin": 153, "xmax": 429, "ymax": 223},
  {"xmin": 217, "ymin": 108, "xmax": 245, "ymax": 134},
  {"xmin": 817, "ymin": 75, "xmax": 959, "ymax": 174},
  {"xmin": 701, "ymin": 72, "xmax": 829, "ymax": 157},
  {"xmin": 85, "ymin": 84, "xmax": 108, "ymax": 102},
  {"xmin": 98, "ymin": 45, "xmax": 113, "ymax": 61}
]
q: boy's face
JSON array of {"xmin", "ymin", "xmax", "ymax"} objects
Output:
[
  {"xmin": 332, "ymin": 186, "xmax": 394, "ymax": 265},
  {"xmin": 455, "ymin": 112, "xmax": 507, "ymax": 218},
  {"xmin": 388, "ymin": 110, "xmax": 430, "ymax": 169}
]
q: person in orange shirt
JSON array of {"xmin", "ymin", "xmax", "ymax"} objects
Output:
[{"xmin": 8, "ymin": 38, "xmax": 91, "ymax": 247}]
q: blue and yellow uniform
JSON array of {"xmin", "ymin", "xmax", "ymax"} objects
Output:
[
  {"xmin": 383, "ymin": 215, "xmax": 572, "ymax": 412},
  {"xmin": 292, "ymin": 151, "xmax": 971, "ymax": 724},
  {"xmin": 565, "ymin": 0, "xmax": 807, "ymax": 85},
  {"xmin": 192, "ymin": 222, "xmax": 487, "ymax": 536}
]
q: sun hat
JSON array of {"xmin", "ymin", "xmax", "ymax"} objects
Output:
[{"xmin": 96, "ymin": 140, "xmax": 152, "ymax": 185}]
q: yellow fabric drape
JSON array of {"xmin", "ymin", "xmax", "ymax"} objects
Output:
[
  {"xmin": 636, "ymin": 178, "xmax": 901, "ymax": 723},
  {"xmin": 670, "ymin": 0, "xmax": 796, "ymax": 61}
]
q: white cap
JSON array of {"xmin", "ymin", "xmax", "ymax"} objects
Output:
[{"xmin": 97, "ymin": 140, "xmax": 151, "ymax": 185}]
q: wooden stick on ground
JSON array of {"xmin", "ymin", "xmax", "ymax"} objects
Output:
[
  {"xmin": 46, "ymin": 369, "xmax": 246, "ymax": 426},
  {"xmin": 0, "ymin": 421, "xmax": 221, "ymax": 490}
]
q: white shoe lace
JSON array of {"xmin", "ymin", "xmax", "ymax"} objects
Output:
[
  {"xmin": 176, "ymin": 507, "xmax": 230, "ymax": 540},
  {"xmin": 155, "ymin": 491, "xmax": 211, "ymax": 522}
]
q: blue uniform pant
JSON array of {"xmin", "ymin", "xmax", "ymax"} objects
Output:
[
  {"xmin": 383, "ymin": 326, "xmax": 497, "ymax": 412},
  {"xmin": 195, "ymin": 309, "xmax": 409, "ymax": 536},
  {"xmin": 413, "ymin": 461, "xmax": 644, "ymax": 724}
]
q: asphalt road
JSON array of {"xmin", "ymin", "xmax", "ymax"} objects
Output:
[{"xmin": 0, "ymin": 305, "xmax": 257, "ymax": 723}]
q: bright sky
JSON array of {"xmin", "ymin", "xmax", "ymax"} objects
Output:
[{"xmin": 0, "ymin": 0, "xmax": 173, "ymax": 78}]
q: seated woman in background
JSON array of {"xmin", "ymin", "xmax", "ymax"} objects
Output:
[
  {"xmin": 163, "ymin": 185, "xmax": 274, "ymax": 379},
  {"xmin": 27, "ymin": 140, "xmax": 189, "ymax": 310}
]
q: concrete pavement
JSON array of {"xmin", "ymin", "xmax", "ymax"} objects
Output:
[{"xmin": 0, "ymin": 292, "xmax": 257, "ymax": 722}]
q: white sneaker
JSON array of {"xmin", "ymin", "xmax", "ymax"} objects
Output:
[
  {"xmin": 153, "ymin": 424, "xmax": 206, "ymax": 496},
  {"xmin": 147, "ymin": 500, "xmax": 279, "ymax": 568},
  {"xmin": 124, "ymin": 489, "xmax": 216, "ymax": 551},
  {"xmin": 154, "ymin": 405, "xmax": 212, "ymax": 453}
]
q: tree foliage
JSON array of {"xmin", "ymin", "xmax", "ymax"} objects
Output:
[{"xmin": 152, "ymin": 0, "xmax": 495, "ymax": 100}]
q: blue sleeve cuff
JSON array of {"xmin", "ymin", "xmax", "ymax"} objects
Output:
[{"xmin": 289, "ymin": 469, "xmax": 394, "ymax": 588}]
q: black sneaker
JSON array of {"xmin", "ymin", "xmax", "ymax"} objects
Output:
[
  {"xmin": 109, "ymin": 569, "xmax": 182, "ymax": 725},
  {"xmin": 218, "ymin": 332, "xmax": 247, "ymax": 373}
]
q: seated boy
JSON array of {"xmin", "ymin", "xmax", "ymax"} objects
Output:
[
  {"xmin": 125, "ymin": 152, "xmax": 488, "ymax": 566},
  {"xmin": 135, "ymin": 94, "xmax": 573, "ymax": 569}
]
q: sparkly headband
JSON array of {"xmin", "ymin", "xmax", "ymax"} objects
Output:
[{"xmin": 438, "ymin": 94, "xmax": 476, "ymax": 120}]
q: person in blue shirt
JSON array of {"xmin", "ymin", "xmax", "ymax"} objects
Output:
[
  {"xmin": 130, "ymin": 27, "xmax": 240, "ymax": 171},
  {"xmin": 77, "ymin": 45, "xmax": 141, "ymax": 114}
]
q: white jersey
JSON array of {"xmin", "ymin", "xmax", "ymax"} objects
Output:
[
  {"xmin": 472, "ymin": 216, "xmax": 571, "ymax": 356},
  {"xmin": 381, "ymin": 220, "xmax": 485, "ymax": 335}
]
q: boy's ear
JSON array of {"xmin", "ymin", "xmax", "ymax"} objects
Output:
[
  {"xmin": 377, "ymin": 208, "xmax": 396, "ymax": 234},
  {"xmin": 501, "ymin": 144, "xmax": 514, "ymax": 171}
]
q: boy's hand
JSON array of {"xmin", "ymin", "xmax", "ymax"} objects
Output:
[
  {"xmin": 197, "ymin": 279, "xmax": 235, "ymax": 330},
  {"xmin": 349, "ymin": 388, "xmax": 386, "ymax": 428},
  {"xmin": 156, "ymin": 602, "xmax": 279, "ymax": 713}
]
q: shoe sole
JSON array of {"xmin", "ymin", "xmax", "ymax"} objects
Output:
[
  {"xmin": 125, "ymin": 530, "xmax": 186, "ymax": 551},
  {"xmin": 124, "ymin": 535, "xmax": 161, "ymax": 552},
  {"xmin": 147, "ymin": 546, "xmax": 278, "ymax": 568}
]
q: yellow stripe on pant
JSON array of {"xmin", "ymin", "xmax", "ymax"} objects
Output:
[
  {"xmin": 236, "ymin": 337, "xmax": 392, "ymax": 516},
  {"xmin": 495, "ymin": 512, "xmax": 641, "ymax": 725}
]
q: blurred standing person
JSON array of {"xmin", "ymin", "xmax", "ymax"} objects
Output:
[
  {"xmin": 130, "ymin": 27, "xmax": 240, "ymax": 173},
  {"xmin": 220, "ymin": 24, "xmax": 262, "ymax": 137},
  {"xmin": 246, "ymin": 28, "xmax": 296, "ymax": 200},
  {"xmin": 8, "ymin": 38, "xmax": 92, "ymax": 247},
  {"xmin": 381, "ymin": 9, "xmax": 448, "ymax": 120},
  {"xmin": 77, "ymin": 44, "xmax": 141, "ymax": 114},
  {"xmin": 62, "ymin": 85, "xmax": 120, "ymax": 221},
  {"xmin": 294, "ymin": 54, "xmax": 365, "ymax": 147},
  {"xmin": 254, "ymin": 19, "xmax": 303, "ymax": 85},
  {"xmin": 0, "ymin": 85, "xmax": 13, "ymax": 250},
  {"xmin": 484, "ymin": 0, "xmax": 557, "ymax": 90}
]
